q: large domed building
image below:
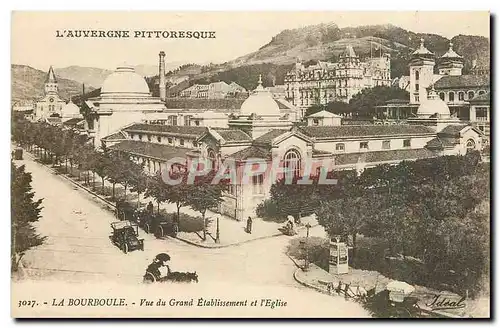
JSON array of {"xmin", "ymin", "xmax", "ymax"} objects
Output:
[{"xmin": 85, "ymin": 65, "xmax": 165, "ymax": 144}]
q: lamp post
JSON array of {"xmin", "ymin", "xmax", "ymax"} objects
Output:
[
  {"xmin": 215, "ymin": 216, "xmax": 220, "ymax": 244},
  {"xmin": 304, "ymin": 223, "xmax": 312, "ymax": 270}
]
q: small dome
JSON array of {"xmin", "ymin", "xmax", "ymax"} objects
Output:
[
  {"xmin": 240, "ymin": 75, "xmax": 280, "ymax": 117},
  {"xmin": 441, "ymin": 42, "xmax": 463, "ymax": 60},
  {"xmin": 62, "ymin": 101, "xmax": 80, "ymax": 116},
  {"xmin": 101, "ymin": 66, "xmax": 150, "ymax": 97},
  {"xmin": 412, "ymin": 38, "xmax": 434, "ymax": 57},
  {"xmin": 417, "ymin": 87, "xmax": 450, "ymax": 118}
]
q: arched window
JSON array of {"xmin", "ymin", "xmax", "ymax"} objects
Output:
[
  {"xmin": 439, "ymin": 92, "xmax": 445, "ymax": 101},
  {"xmin": 458, "ymin": 92, "xmax": 465, "ymax": 101},
  {"xmin": 466, "ymin": 139, "xmax": 476, "ymax": 150},
  {"xmin": 479, "ymin": 90, "xmax": 485, "ymax": 96},
  {"xmin": 415, "ymin": 70, "xmax": 420, "ymax": 81},
  {"xmin": 468, "ymin": 91, "xmax": 475, "ymax": 100},
  {"xmin": 207, "ymin": 149, "xmax": 217, "ymax": 171},
  {"xmin": 283, "ymin": 149, "xmax": 301, "ymax": 177},
  {"xmin": 448, "ymin": 92, "xmax": 455, "ymax": 102}
]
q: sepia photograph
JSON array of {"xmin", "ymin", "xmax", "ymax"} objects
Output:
[{"xmin": 10, "ymin": 11, "xmax": 491, "ymax": 318}]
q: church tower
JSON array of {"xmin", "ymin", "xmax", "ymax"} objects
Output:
[
  {"xmin": 45, "ymin": 66, "xmax": 58, "ymax": 95},
  {"xmin": 409, "ymin": 38, "xmax": 435, "ymax": 104},
  {"xmin": 438, "ymin": 42, "xmax": 464, "ymax": 76}
]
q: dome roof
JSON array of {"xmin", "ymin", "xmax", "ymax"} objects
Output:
[
  {"xmin": 240, "ymin": 75, "xmax": 280, "ymax": 117},
  {"xmin": 101, "ymin": 66, "xmax": 150, "ymax": 97},
  {"xmin": 62, "ymin": 101, "xmax": 80, "ymax": 115},
  {"xmin": 441, "ymin": 42, "xmax": 463, "ymax": 60},
  {"xmin": 411, "ymin": 38, "xmax": 434, "ymax": 57},
  {"xmin": 417, "ymin": 87, "xmax": 450, "ymax": 118}
]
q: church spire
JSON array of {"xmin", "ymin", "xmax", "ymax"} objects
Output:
[{"xmin": 46, "ymin": 66, "xmax": 57, "ymax": 83}]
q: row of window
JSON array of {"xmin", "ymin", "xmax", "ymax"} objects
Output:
[
  {"xmin": 438, "ymin": 90, "xmax": 486, "ymax": 102},
  {"xmin": 129, "ymin": 133, "xmax": 198, "ymax": 148},
  {"xmin": 335, "ymin": 139, "xmax": 411, "ymax": 152}
]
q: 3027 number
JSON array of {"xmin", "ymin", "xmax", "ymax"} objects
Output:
[{"xmin": 18, "ymin": 300, "xmax": 37, "ymax": 307}]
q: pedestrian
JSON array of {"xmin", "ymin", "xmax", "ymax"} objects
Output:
[
  {"xmin": 246, "ymin": 216, "xmax": 253, "ymax": 234},
  {"xmin": 146, "ymin": 201, "xmax": 154, "ymax": 216}
]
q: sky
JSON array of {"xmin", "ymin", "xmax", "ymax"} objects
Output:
[{"xmin": 11, "ymin": 11, "xmax": 490, "ymax": 72}]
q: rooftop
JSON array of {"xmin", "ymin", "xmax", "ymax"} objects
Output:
[
  {"xmin": 253, "ymin": 129, "xmax": 290, "ymax": 145},
  {"xmin": 433, "ymin": 74, "xmax": 490, "ymax": 89},
  {"xmin": 109, "ymin": 140, "xmax": 194, "ymax": 161},
  {"xmin": 164, "ymin": 98, "xmax": 245, "ymax": 110},
  {"xmin": 438, "ymin": 124, "xmax": 468, "ymax": 137},
  {"xmin": 298, "ymin": 125, "xmax": 435, "ymax": 139},
  {"xmin": 123, "ymin": 123, "xmax": 208, "ymax": 138},
  {"xmin": 335, "ymin": 148, "xmax": 436, "ymax": 166},
  {"xmin": 228, "ymin": 146, "xmax": 272, "ymax": 161}
]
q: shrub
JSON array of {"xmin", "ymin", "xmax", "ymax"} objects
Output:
[
  {"xmin": 256, "ymin": 199, "xmax": 286, "ymax": 223},
  {"xmin": 286, "ymin": 237, "xmax": 330, "ymax": 271}
]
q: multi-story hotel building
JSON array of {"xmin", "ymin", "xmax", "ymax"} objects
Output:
[{"xmin": 284, "ymin": 44, "xmax": 391, "ymax": 113}]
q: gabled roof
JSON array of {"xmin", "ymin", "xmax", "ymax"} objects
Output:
[
  {"xmin": 433, "ymin": 75, "xmax": 490, "ymax": 89},
  {"xmin": 438, "ymin": 124, "xmax": 469, "ymax": 137},
  {"xmin": 102, "ymin": 130, "xmax": 128, "ymax": 141},
  {"xmin": 253, "ymin": 129, "xmax": 289, "ymax": 145},
  {"xmin": 63, "ymin": 118, "xmax": 85, "ymax": 126},
  {"xmin": 426, "ymin": 137, "xmax": 457, "ymax": 149},
  {"xmin": 215, "ymin": 129, "xmax": 252, "ymax": 142},
  {"xmin": 335, "ymin": 148, "xmax": 436, "ymax": 166},
  {"xmin": 123, "ymin": 123, "xmax": 207, "ymax": 138},
  {"xmin": 228, "ymin": 146, "xmax": 272, "ymax": 161},
  {"xmin": 307, "ymin": 110, "xmax": 342, "ymax": 118},
  {"xmin": 108, "ymin": 140, "xmax": 194, "ymax": 161},
  {"xmin": 298, "ymin": 125, "xmax": 435, "ymax": 139}
]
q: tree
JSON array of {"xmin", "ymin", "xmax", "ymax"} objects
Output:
[
  {"xmin": 144, "ymin": 173, "xmax": 169, "ymax": 214},
  {"xmin": 316, "ymin": 193, "xmax": 385, "ymax": 260},
  {"xmin": 348, "ymin": 86, "xmax": 410, "ymax": 118},
  {"xmin": 163, "ymin": 170, "xmax": 191, "ymax": 230},
  {"xmin": 11, "ymin": 161, "xmax": 45, "ymax": 272},
  {"xmin": 129, "ymin": 164, "xmax": 148, "ymax": 208},
  {"xmin": 93, "ymin": 151, "xmax": 111, "ymax": 193},
  {"xmin": 186, "ymin": 171, "xmax": 228, "ymax": 241}
]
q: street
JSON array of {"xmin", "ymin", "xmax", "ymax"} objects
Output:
[{"xmin": 13, "ymin": 155, "xmax": 370, "ymax": 317}]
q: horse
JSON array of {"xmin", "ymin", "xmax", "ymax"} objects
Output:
[{"xmin": 166, "ymin": 271, "xmax": 199, "ymax": 283}]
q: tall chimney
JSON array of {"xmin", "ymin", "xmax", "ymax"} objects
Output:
[{"xmin": 159, "ymin": 51, "xmax": 166, "ymax": 101}]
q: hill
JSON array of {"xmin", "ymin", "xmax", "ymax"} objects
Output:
[
  {"xmin": 11, "ymin": 65, "xmax": 93, "ymax": 102},
  {"xmin": 54, "ymin": 66, "xmax": 112, "ymax": 89},
  {"xmin": 161, "ymin": 23, "xmax": 489, "ymax": 92}
]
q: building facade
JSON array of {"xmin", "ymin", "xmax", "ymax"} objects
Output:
[
  {"xmin": 284, "ymin": 45, "xmax": 391, "ymax": 110},
  {"xmin": 104, "ymin": 76, "xmax": 483, "ymax": 221},
  {"xmin": 34, "ymin": 66, "xmax": 66, "ymax": 120}
]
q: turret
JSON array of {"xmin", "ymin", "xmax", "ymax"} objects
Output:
[
  {"xmin": 409, "ymin": 38, "xmax": 435, "ymax": 104},
  {"xmin": 438, "ymin": 42, "xmax": 464, "ymax": 76}
]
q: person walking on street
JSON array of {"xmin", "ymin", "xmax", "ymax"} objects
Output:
[{"xmin": 246, "ymin": 216, "xmax": 253, "ymax": 234}]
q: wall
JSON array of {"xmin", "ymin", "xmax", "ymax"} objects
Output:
[{"xmin": 314, "ymin": 136, "xmax": 434, "ymax": 154}]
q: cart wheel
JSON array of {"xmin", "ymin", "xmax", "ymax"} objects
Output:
[
  {"xmin": 143, "ymin": 272, "xmax": 155, "ymax": 284},
  {"xmin": 122, "ymin": 243, "xmax": 128, "ymax": 254},
  {"xmin": 144, "ymin": 224, "xmax": 150, "ymax": 234}
]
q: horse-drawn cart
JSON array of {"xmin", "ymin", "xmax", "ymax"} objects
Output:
[{"xmin": 110, "ymin": 221, "xmax": 144, "ymax": 254}]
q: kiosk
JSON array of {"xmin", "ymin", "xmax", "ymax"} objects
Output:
[{"xmin": 329, "ymin": 237, "xmax": 349, "ymax": 274}]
